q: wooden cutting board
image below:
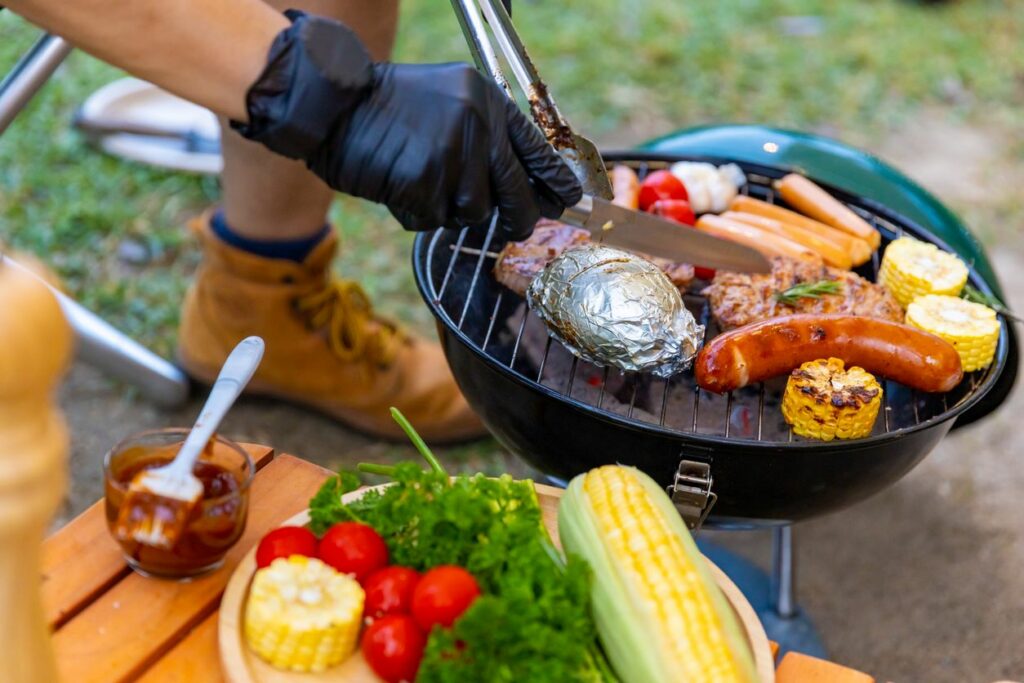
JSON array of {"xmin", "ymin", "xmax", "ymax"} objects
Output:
[{"xmin": 219, "ymin": 483, "xmax": 776, "ymax": 683}]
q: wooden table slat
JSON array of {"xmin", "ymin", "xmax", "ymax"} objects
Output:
[
  {"xmin": 776, "ymin": 652, "xmax": 875, "ymax": 683},
  {"xmin": 137, "ymin": 613, "xmax": 224, "ymax": 683},
  {"xmin": 51, "ymin": 454, "xmax": 328, "ymax": 683},
  {"xmin": 41, "ymin": 444, "xmax": 274, "ymax": 629}
]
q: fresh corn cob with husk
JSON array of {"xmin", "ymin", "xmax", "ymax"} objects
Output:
[
  {"xmin": 244, "ymin": 555, "xmax": 364, "ymax": 672},
  {"xmin": 781, "ymin": 358, "xmax": 882, "ymax": 441},
  {"xmin": 558, "ymin": 465, "xmax": 758, "ymax": 683},
  {"xmin": 878, "ymin": 237, "xmax": 968, "ymax": 307},
  {"xmin": 906, "ymin": 295, "xmax": 1000, "ymax": 372}
]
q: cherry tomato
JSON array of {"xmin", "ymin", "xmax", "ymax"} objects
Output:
[
  {"xmin": 694, "ymin": 266, "xmax": 717, "ymax": 280},
  {"xmin": 255, "ymin": 526, "xmax": 318, "ymax": 569},
  {"xmin": 648, "ymin": 198, "xmax": 696, "ymax": 226},
  {"xmin": 411, "ymin": 565, "xmax": 481, "ymax": 631},
  {"xmin": 638, "ymin": 170, "xmax": 688, "ymax": 211},
  {"xmin": 361, "ymin": 614, "xmax": 426, "ymax": 683},
  {"xmin": 364, "ymin": 566, "xmax": 421, "ymax": 617},
  {"xmin": 318, "ymin": 522, "xmax": 388, "ymax": 582}
]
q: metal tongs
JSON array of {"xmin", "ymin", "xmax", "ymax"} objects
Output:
[
  {"xmin": 450, "ymin": 0, "xmax": 772, "ymax": 273},
  {"xmin": 452, "ymin": 0, "xmax": 613, "ymax": 199}
]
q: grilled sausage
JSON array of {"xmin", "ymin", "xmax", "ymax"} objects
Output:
[
  {"xmin": 721, "ymin": 211, "xmax": 853, "ymax": 270},
  {"xmin": 695, "ymin": 314, "xmax": 963, "ymax": 393},
  {"xmin": 775, "ymin": 174, "xmax": 881, "ymax": 249},
  {"xmin": 695, "ymin": 214, "xmax": 821, "ymax": 263},
  {"xmin": 611, "ymin": 165, "xmax": 640, "ymax": 210},
  {"xmin": 729, "ymin": 195, "xmax": 873, "ymax": 266}
]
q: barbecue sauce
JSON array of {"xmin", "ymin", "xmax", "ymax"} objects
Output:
[{"xmin": 105, "ymin": 447, "xmax": 247, "ymax": 577}]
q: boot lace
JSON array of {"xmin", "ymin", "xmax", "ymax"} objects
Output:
[{"xmin": 294, "ymin": 279, "xmax": 403, "ymax": 367}]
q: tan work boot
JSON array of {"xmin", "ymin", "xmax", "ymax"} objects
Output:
[{"xmin": 177, "ymin": 214, "xmax": 485, "ymax": 443}]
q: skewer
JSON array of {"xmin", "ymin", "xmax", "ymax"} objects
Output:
[{"xmin": 450, "ymin": 245, "xmax": 500, "ymax": 259}]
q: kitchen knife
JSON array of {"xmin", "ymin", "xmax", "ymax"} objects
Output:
[{"xmin": 561, "ymin": 195, "xmax": 773, "ymax": 273}]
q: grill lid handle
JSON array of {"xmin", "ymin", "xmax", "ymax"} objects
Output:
[{"xmin": 667, "ymin": 460, "xmax": 717, "ymax": 530}]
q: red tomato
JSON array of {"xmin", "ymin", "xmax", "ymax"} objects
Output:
[
  {"xmin": 411, "ymin": 566, "xmax": 481, "ymax": 631},
  {"xmin": 318, "ymin": 522, "xmax": 388, "ymax": 582},
  {"xmin": 361, "ymin": 614, "xmax": 426, "ymax": 683},
  {"xmin": 648, "ymin": 198, "xmax": 696, "ymax": 226},
  {"xmin": 255, "ymin": 526, "xmax": 317, "ymax": 569},
  {"xmin": 364, "ymin": 566, "xmax": 421, "ymax": 617},
  {"xmin": 638, "ymin": 170, "xmax": 688, "ymax": 211},
  {"xmin": 694, "ymin": 266, "xmax": 717, "ymax": 280}
]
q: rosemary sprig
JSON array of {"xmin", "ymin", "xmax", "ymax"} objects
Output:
[
  {"xmin": 962, "ymin": 284, "xmax": 1021, "ymax": 323},
  {"xmin": 775, "ymin": 280, "xmax": 844, "ymax": 306}
]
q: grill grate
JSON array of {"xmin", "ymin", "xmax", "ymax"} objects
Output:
[{"xmin": 423, "ymin": 159, "xmax": 997, "ymax": 445}]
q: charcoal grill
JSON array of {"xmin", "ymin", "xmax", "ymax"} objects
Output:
[{"xmin": 414, "ymin": 152, "xmax": 1014, "ymax": 528}]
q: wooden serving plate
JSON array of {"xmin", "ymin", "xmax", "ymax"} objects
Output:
[{"xmin": 220, "ymin": 483, "xmax": 776, "ymax": 682}]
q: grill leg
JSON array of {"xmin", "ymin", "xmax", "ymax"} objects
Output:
[
  {"xmin": 2, "ymin": 35, "xmax": 191, "ymax": 408},
  {"xmin": 697, "ymin": 526, "xmax": 826, "ymax": 659},
  {"xmin": 771, "ymin": 525, "xmax": 797, "ymax": 618}
]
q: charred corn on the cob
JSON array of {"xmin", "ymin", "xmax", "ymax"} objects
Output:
[
  {"xmin": 244, "ymin": 555, "xmax": 364, "ymax": 672},
  {"xmin": 906, "ymin": 295, "xmax": 1000, "ymax": 372},
  {"xmin": 782, "ymin": 358, "xmax": 882, "ymax": 441},
  {"xmin": 558, "ymin": 465, "xmax": 758, "ymax": 683},
  {"xmin": 878, "ymin": 237, "xmax": 968, "ymax": 307}
]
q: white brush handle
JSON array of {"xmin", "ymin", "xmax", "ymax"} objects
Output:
[{"xmin": 170, "ymin": 336, "xmax": 265, "ymax": 476}]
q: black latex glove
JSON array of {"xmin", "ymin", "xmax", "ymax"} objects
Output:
[{"xmin": 234, "ymin": 11, "xmax": 581, "ymax": 240}]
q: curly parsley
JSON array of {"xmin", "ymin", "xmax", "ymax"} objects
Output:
[{"xmin": 307, "ymin": 409, "xmax": 614, "ymax": 682}]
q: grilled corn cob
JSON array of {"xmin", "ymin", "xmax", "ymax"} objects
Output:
[
  {"xmin": 906, "ymin": 295, "xmax": 1000, "ymax": 372},
  {"xmin": 558, "ymin": 465, "xmax": 758, "ymax": 683},
  {"xmin": 782, "ymin": 358, "xmax": 882, "ymax": 441},
  {"xmin": 244, "ymin": 555, "xmax": 364, "ymax": 672},
  {"xmin": 878, "ymin": 237, "xmax": 968, "ymax": 307}
]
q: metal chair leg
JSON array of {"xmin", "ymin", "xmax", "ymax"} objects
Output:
[
  {"xmin": 2, "ymin": 34, "xmax": 191, "ymax": 407},
  {"xmin": 0, "ymin": 34, "xmax": 72, "ymax": 135},
  {"xmin": 3, "ymin": 257, "xmax": 191, "ymax": 407}
]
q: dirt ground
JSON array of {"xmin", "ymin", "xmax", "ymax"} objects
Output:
[{"xmin": 56, "ymin": 113, "xmax": 1023, "ymax": 682}]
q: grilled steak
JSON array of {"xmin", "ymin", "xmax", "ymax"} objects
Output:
[
  {"xmin": 702, "ymin": 257, "xmax": 903, "ymax": 330},
  {"xmin": 494, "ymin": 219, "xmax": 695, "ymax": 296}
]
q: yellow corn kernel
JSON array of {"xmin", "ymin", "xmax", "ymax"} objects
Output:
[
  {"xmin": 244, "ymin": 555, "xmax": 364, "ymax": 672},
  {"xmin": 878, "ymin": 237, "xmax": 968, "ymax": 307},
  {"xmin": 559, "ymin": 465, "xmax": 758, "ymax": 683},
  {"xmin": 906, "ymin": 295, "xmax": 999, "ymax": 372},
  {"xmin": 782, "ymin": 358, "xmax": 882, "ymax": 441}
]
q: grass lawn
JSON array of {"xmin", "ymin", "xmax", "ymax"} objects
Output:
[{"xmin": 1, "ymin": 0, "xmax": 1021, "ymax": 393}]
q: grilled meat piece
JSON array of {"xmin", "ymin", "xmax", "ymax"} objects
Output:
[
  {"xmin": 494, "ymin": 219, "xmax": 695, "ymax": 296},
  {"xmin": 702, "ymin": 256, "xmax": 903, "ymax": 330},
  {"xmin": 494, "ymin": 219, "xmax": 590, "ymax": 296}
]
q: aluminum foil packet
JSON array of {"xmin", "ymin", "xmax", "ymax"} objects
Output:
[{"xmin": 526, "ymin": 243, "xmax": 704, "ymax": 377}]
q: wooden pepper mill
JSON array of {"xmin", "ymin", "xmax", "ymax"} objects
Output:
[{"xmin": 0, "ymin": 255, "xmax": 73, "ymax": 682}]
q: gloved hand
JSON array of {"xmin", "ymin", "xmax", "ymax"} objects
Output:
[{"xmin": 234, "ymin": 11, "xmax": 581, "ymax": 240}]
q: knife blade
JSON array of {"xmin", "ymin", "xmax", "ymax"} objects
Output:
[{"xmin": 560, "ymin": 195, "xmax": 772, "ymax": 274}]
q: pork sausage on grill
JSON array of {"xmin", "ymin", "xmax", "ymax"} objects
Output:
[
  {"xmin": 775, "ymin": 174, "xmax": 881, "ymax": 249},
  {"xmin": 695, "ymin": 215, "xmax": 822, "ymax": 263},
  {"xmin": 610, "ymin": 165, "xmax": 640, "ymax": 210},
  {"xmin": 695, "ymin": 314, "xmax": 963, "ymax": 394}
]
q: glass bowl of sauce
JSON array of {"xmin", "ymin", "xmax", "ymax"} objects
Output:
[{"xmin": 103, "ymin": 428, "xmax": 254, "ymax": 578}]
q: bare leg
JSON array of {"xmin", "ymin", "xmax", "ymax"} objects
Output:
[{"xmin": 218, "ymin": 0, "xmax": 399, "ymax": 240}]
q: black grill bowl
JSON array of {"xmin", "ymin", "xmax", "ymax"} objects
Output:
[{"xmin": 412, "ymin": 154, "xmax": 1012, "ymax": 527}]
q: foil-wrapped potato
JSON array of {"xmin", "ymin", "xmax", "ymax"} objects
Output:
[{"xmin": 526, "ymin": 244, "xmax": 704, "ymax": 377}]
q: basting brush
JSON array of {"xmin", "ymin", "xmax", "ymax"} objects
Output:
[{"xmin": 114, "ymin": 336, "xmax": 264, "ymax": 549}]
